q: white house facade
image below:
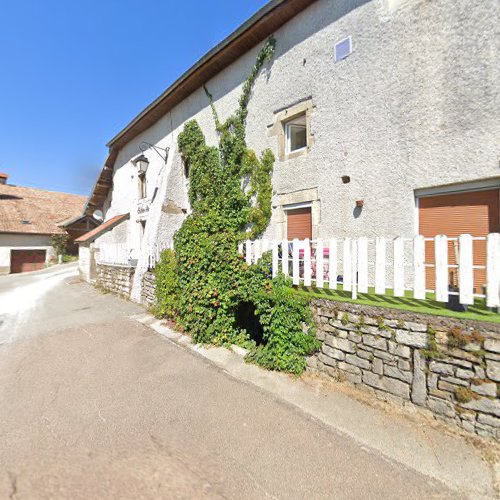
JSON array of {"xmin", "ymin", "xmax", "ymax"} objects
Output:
[{"xmin": 79, "ymin": 0, "xmax": 500, "ymax": 302}]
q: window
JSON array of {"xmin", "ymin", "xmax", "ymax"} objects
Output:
[
  {"xmin": 334, "ymin": 36, "xmax": 352, "ymax": 62},
  {"xmin": 285, "ymin": 114, "xmax": 307, "ymax": 153},
  {"xmin": 270, "ymin": 98, "xmax": 313, "ymax": 161},
  {"xmin": 138, "ymin": 172, "xmax": 147, "ymax": 200}
]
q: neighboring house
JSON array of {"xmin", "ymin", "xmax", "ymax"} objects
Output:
[
  {"xmin": 0, "ymin": 173, "xmax": 89, "ymax": 274},
  {"xmin": 78, "ymin": 0, "xmax": 499, "ymax": 302}
]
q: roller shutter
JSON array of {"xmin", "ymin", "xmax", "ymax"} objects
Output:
[
  {"xmin": 10, "ymin": 249, "xmax": 46, "ymax": 273},
  {"xmin": 418, "ymin": 189, "xmax": 500, "ymax": 293},
  {"xmin": 286, "ymin": 207, "xmax": 312, "ymax": 240}
]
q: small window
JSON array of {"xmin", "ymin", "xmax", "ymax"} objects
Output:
[
  {"xmin": 334, "ymin": 36, "xmax": 352, "ymax": 62},
  {"xmin": 285, "ymin": 114, "xmax": 307, "ymax": 153},
  {"xmin": 138, "ymin": 172, "xmax": 147, "ymax": 200}
]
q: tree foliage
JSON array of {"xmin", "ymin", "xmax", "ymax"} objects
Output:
[{"xmin": 50, "ymin": 233, "xmax": 70, "ymax": 256}]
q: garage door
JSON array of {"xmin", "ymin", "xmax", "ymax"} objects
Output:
[
  {"xmin": 10, "ymin": 250, "xmax": 46, "ymax": 274},
  {"xmin": 286, "ymin": 207, "xmax": 312, "ymax": 240},
  {"xmin": 419, "ymin": 189, "xmax": 500, "ymax": 293}
]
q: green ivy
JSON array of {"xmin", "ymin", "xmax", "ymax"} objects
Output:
[
  {"xmin": 157, "ymin": 36, "xmax": 318, "ymax": 374},
  {"xmin": 153, "ymin": 249, "xmax": 178, "ymax": 319}
]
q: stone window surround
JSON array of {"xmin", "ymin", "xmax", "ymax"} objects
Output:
[
  {"xmin": 273, "ymin": 187, "xmax": 320, "ymax": 240},
  {"xmin": 268, "ymin": 98, "xmax": 314, "ymax": 162}
]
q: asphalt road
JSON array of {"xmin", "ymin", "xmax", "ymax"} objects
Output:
[{"xmin": 0, "ymin": 265, "xmax": 464, "ymax": 499}]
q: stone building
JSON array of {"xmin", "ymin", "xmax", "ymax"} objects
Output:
[{"xmin": 78, "ymin": 0, "xmax": 499, "ymax": 301}]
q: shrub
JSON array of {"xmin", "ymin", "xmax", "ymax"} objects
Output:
[
  {"xmin": 154, "ymin": 249, "xmax": 179, "ymax": 319},
  {"xmin": 51, "ymin": 233, "xmax": 69, "ymax": 256},
  {"xmin": 246, "ymin": 271, "xmax": 319, "ymax": 375}
]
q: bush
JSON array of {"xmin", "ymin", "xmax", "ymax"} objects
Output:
[
  {"xmin": 154, "ymin": 249, "xmax": 179, "ymax": 319},
  {"xmin": 50, "ymin": 233, "xmax": 69, "ymax": 255},
  {"xmin": 246, "ymin": 264, "xmax": 319, "ymax": 375}
]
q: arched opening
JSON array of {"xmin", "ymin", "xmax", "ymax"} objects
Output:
[{"xmin": 235, "ymin": 301, "xmax": 264, "ymax": 345}]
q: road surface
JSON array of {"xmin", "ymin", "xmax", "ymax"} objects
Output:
[{"xmin": 0, "ymin": 264, "xmax": 478, "ymax": 498}]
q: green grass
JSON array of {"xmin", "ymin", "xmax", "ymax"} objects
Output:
[
  {"xmin": 296, "ymin": 285, "xmax": 500, "ymax": 325},
  {"xmin": 62, "ymin": 255, "xmax": 78, "ymax": 263}
]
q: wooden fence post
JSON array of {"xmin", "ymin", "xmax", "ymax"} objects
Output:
[
  {"xmin": 375, "ymin": 237, "xmax": 386, "ymax": 295},
  {"xmin": 281, "ymin": 239, "xmax": 288, "ymax": 276},
  {"xmin": 292, "ymin": 239, "xmax": 300, "ymax": 286},
  {"xmin": 351, "ymin": 239, "xmax": 358, "ymax": 299},
  {"xmin": 413, "ymin": 235, "xmax": 426, "ymax": 300},
  {"xmin": 393, "ymin": 237, "xmax": 405, "ymax": 297},
  {"xmin": 316, "ymin": 239, "xmax": 324, "ymax": 288},
  {"xmin": 343, "ymin": 238, "xmax": 352, "ymax": 292},
  {"xmin": 358, "ymin": 236, "xmax": 368, "ymax": 293},
  {"xmin": 329, "ymin": 238, "xmax": 337, "ymax": 290},
  {"xmin": 304, "ymin": 238, "xmax": 312, "ymax": 287},
  {"xmin": 435, "ymin": 235, "xmax": 449, "ymax": 302},
  {"xmin": 459, "ymin": 234, "xmax": 474, "ymax": 305},
  {"xmin": 487, "ymin": 233, "xmax": 500, "ymax": 309}
]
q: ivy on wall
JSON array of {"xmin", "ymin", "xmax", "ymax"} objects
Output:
[{"xmin": 156, "ymin": 37, "xmax": 318, "ymax": 374}]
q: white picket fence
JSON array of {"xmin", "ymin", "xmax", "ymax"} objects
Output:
[
  {"xmin": 146, "ymin": 240, "xmax": 174, "ymax": 270},
  {"xmin": 240, "ymin": 234, "xmax": 500, "ymax": 309},
  {"xmin": 97, "ymin": 243, "xmax": 131, "ymax": 266},
  {"xmin": 96, "ymin": 241, "xmax": 174, "ymax": 269}
]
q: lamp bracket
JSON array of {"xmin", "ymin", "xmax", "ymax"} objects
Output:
[{"xmin": 140, "ymin": 142, "xmax": 170, "ymax": 163}]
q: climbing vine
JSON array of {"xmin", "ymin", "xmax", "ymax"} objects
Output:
[{"xmin": 163, "ymin": 36, "xmax": 318, "ymax": 374}]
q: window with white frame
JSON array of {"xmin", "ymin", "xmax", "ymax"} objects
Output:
[{"xmin": 285, "ymin": 114, "xmax": 307, "ymax": 154}]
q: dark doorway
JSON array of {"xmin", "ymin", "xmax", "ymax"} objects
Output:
[{"xmin": 235, "ymin": 302, "xmax": 264, "ymax": 345}]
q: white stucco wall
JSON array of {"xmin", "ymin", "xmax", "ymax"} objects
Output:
[
  {"xmin": 0, "ymin": 233, "xmax": 55, "ymax": 274},
  {"xmin": 78, "ymin": 244, "xmax": 90, "ymax": 282},
  {"xmin": 98, "ymin": 0, "xmax": 499, "ymax": 301}
]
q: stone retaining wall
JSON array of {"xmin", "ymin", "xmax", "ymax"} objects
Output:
[
  {"xmin": 96, "ymin": 264, "xmax": 135, "ymax": 298},
  {"xmin": 310, "ymin": 299, "xmax": 500, "ymax": 440},
  {"xmin": 141, "ymin": 271, "xmax": 156, "ymax": 306}
]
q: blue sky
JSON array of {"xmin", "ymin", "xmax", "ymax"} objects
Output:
[{"xmin": 0, "ymin": 0, "xmax": 268, "ymax": 195}]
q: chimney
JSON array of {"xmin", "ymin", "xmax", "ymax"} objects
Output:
[{"xmin": 0, "ymin": 173, "xmax": 8, "ymax": 185}]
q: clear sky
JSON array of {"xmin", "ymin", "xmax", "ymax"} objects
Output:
[{"xmin": 0, "ymin": 0, "xmax": 268, "ymax": 195}]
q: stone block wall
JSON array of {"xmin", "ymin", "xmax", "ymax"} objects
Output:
[
  {"xmin": 141, "ymin": 271, "xmax": 156, "ymax": 306},
  {"xmin": 96, "ymin": 264, "xmax": 135, "ymax": 298},
  {"xmin": 311, "ymin": 298, "xmax": 500, "ymax": 440}
]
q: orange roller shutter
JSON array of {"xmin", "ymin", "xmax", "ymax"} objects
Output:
[
  {"xmin": 419, "ymin": 189, "xmax": 500, "ymax": 293},
  {"xmin": 286, "ymin": 207, "xmax": 312, "ymax": 240}
]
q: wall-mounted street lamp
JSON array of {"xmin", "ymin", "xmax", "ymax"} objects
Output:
[
  {"xmin": 140, "ymin": 141, "xmax": 170, "ymax": 163},
  {"xmin": 133, "ymin": 154, "xmax": 150, "ymax": 175}
]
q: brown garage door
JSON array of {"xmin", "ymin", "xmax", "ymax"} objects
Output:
[
  {"xmin": 286, "ymin": 207, "xmax": 312, "ymax": 240},
  {"xmin": 419, "ymin": 189, "xmax": 500, "ymax": 293},
  {"xmin": 10, "ymin": 250, "xmax": 46, "ymax": 274}
]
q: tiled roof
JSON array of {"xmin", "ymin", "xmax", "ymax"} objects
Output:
[
  {"xmin": 0, "ymin": 183, "xmax": 87, "ymax": 235},
  {"xmin": 75, "ymin": 213, "xmax": 129, "ymax": 243}
]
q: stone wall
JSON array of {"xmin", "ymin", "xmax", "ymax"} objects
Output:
[
  {"xmin": 96, "ymin": 264, "xmax": 135, "ymax": 298},
  {"xmin": 141, "ymin": 271, "xmax": 156, "ymax": 306},
  {"xmin": 310, "ymin": 299, "xmax": 500, "ymax": 440}
]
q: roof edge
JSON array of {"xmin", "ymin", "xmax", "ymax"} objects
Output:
[
  {"xmin": 106, "ymin": 0, "xmax": 315, "ymax": 149},
  {"xmin": 75, "ymin": 213, "xmax": 130, "ymax": 244}
]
